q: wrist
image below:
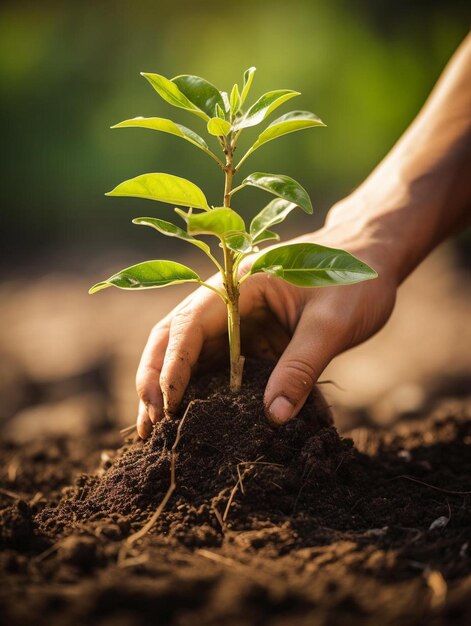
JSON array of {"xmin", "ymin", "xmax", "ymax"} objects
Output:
[
  {"xmin": 322, "ymin": 169, "xmax": 425, "ymax": 286},
  {"xmin": 311, "ymin": 197, "xmax": 401, "ymax": 288}
]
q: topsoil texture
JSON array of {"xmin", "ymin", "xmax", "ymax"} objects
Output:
[{"xmin": 1, "ymin": 359, "xmax": 470, "ymax": 626}]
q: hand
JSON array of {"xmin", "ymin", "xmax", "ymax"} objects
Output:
[{"xmin": 135, "ymin": 199, "xmax": 398, "ymax": 438}]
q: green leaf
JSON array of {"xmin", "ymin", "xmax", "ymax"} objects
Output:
[
  {"xmin": 233, "ymin": 90, "xmax": 300, "ymax": 131},
  {"xmin": 250, "ymin": 243, "xmax": 378, "ymax": 287},
  {"xmin": 242, "ymin": 173, "xmax": 312, "ymax": 214},
  {"xmin": 106, "ymin": 173, "xmax": 210, "ymax": 210},
  {"xmin": 172, "ymin": 74, "xmax": 224, "ymax": 119},
  {"xmin": 89, "ymin": 260, "xmax": 201, "ymax": 294},
  {"xmin": 252, "ymin": 230, "xmax": 280, "ymax": 245},
  {"xmin": 216, "ymin": 103, "xmax": 226, "ymax": 119},
  {"xmin": 247, "ymin": 111, "xmax": 325, "ymax": 155},
  {"xmin": 250, "ymin": 198, "xmax": 298, "ymax": 240},
  {"xmin": 111, "ymin": 116, "xmax": 209, "ymax": 151},
  {"xmin": 207, "ymin": 117, "xmax": 231, "ymax": 137},
  {"xmin": 141, "ymin": 73, "xmax": 207, "ymax": 120},
  {"xmin": 230, "ymin": 83, "xmax": 241, "ymax": 116},
  {"xmin": 220, "ymin": 92, "xmax": 230, "ymax": 113},
  {"xmin": 132, "ymin": 217, "xmax": 211, "ymax": 255},
  {"xmin": 225, "ymin": 232, "xmax": 252, "ymax": 254},
  {"xmin": 185, "ymin": 207, "xmax": 246, "ymax": 239},
  {"xmin": 240, "ymin": 67, "xmax": 256, "ymax": 105}
]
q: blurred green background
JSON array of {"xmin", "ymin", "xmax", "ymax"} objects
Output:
[{"xmin": 1, "ymin": 0, "xmax": 469, "ymax": 269}]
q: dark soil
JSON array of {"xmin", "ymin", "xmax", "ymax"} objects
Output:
[{"xmin": 1, "ymin": 360, "xmax": 470, "ymax": 626}]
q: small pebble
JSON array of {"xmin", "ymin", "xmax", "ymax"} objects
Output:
[{"xmin": 429, "ymin": 516, "xmax": 449, "ymax": 530}]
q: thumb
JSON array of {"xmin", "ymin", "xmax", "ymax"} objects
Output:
[{"xmin": 264, "ymin": 308, "xmax": 343, "ymax": 425}]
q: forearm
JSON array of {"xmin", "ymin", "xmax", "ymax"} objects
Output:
[{"xmin": 325, "ymin": 33, "xmax": 471, "ymax": 284}]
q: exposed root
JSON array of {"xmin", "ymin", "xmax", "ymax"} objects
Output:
[
  {"xmin": 120, "ymin": 399, "xmax": 209, "ymax": 560},
  {"xmin": 222, "ymin": 457, "xmax": 263, "ymax": 523},
  {"xmin": 396, "ymin": 475, "xmax": 471, "ymax": 495}
]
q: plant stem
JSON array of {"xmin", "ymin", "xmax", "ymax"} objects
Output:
[
  {"xmin": 223, "ymin": 136, "xmax": 244, "ymax": 391},
  {"xmin": 224, "ymin": 164, "xmax": 234, "ymax": 208}
]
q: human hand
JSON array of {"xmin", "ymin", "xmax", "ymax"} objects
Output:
[{"xmin": 135, "ymin": 197, "xmax": 398, "ymax": 438}]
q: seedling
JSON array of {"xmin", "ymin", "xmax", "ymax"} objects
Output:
[{"xmin": 90, "ymin": 68, "xmax": 377, "ymax": 391}]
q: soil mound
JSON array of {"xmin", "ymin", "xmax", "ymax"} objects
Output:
[{"xmin": 38, "ymin": 360, "xmax": 343, "ymax": 541}]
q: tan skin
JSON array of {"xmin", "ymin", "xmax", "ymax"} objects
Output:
[{"xmin": 136, "ymin": 33, "xmax": 471, "ymax": 438}]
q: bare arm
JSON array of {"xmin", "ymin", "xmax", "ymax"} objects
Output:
[{"xmin": 327, "ymin": 32, "xmax": 471, "ymax": 282}]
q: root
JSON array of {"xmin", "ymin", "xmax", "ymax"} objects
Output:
[
  {"xmin": 222, "ymin": 457, "xmax": 263, "ymax": 523},
  {"xmin": 219, "ymin": 458, "xmax": 284, "ymax": 526},
  {"xmin": 122, "ymin": 399, "xmax": 207, "ymax": 554},
  {"xmin": 395, "ymin": 475, "xmax": 471, "ymax": 495}
]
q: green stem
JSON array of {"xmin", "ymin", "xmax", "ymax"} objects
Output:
[
  {"xmin": 204, "ymin": 148, "xmax": 226, "ymax": 169},
  {"xmin": 234, "ymin": 146, "xmax": 254, "ymax": 171},
  {"xmin": 200, "ymin": 281, "xmax": 228, "ymax": 302},
  {"xmin": 222, "ymin": 135, "xmax": 244, "ymax": 391},
  {"xmin": 228, "ymin": 183, "xmax": 246, "ymax": 197}
]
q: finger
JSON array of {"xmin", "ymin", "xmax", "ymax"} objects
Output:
[
  {"xmin": 137, "ymin": 400, "xmax": 153, "ymax": 439},
  {"xmin": 136, "ymin": 324, "xmax": 169, "ymax": 424},
  {"xmin": 160, "ymin": 291, "xmax": 226, "ymax": 415},
  {"xmin": 264, "ymin": 304, "xmax": 345, "ymax": 425}
]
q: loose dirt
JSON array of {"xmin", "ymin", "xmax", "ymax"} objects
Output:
[{"xmin": 1, "ymin": 360, "xmax": 470, "ymax": 625}]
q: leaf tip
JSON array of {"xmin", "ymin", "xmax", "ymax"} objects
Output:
[{"xmin": 88, "ymin": 282, "xmax": 110, "ymax": 295}]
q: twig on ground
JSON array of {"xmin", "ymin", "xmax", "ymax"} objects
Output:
[
  {"xmin": 29, "ymin": 492, "xmax": 44, "ymax": 507},
  {"xmin": 211, "ymin": 504, "xmax": 225, "ymax": 531},
  {"xmin": 197, "ymin": 549, "xmax": 272, "ymax": 584},
  {"xmin": 119, "ymin": 424, "xmax": 137, "ymax": 437},
  {"xmin": 236, "ymin": 464, "xmax": 245, "ymax": 495},
  {"xmin": 32, "ymin": 544, "xmax": 59, "ymax": 563},
  {"xmin": 197, "ymin": 549, "xmax": 248, "ymax": 573},
  {"xmin": 0, "ymin": 487, "xmax": 24, "ymax": 500},
  {"xmin": 395, "ymin": 475, "xmax": 471, "ymax": 495}
]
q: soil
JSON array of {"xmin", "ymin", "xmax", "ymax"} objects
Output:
[{"xmin": 1, "ymin": 359, "xmax": 470, "ymax": 626}]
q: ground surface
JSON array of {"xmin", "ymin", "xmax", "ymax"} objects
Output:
[{"xmin": 1, "ymin": 361, "xmax": 470, "ymax": 626}]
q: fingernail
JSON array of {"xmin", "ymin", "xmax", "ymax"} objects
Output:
[{"xmin": 268, "ymin": 396, "xmax": 295, "ymax": 425}]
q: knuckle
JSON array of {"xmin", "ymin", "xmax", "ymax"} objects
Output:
[
  {"xmin": 149, "ymin": 321, "xmax": 169, "ymax": 341},
  {"xmin": 280, "ymin": 357, "xmax": 317, "ymax": 393},
  {"xmin": 172, "ymin": 306, "xmax": 194, "ymax": 328}
]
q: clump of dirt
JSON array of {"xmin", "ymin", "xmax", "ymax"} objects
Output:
[
  {"xmin": 37, "ymin": 359, "xmax": 340, "ymax": 541},
  {"xmin": 0, "ymin": 501, "xmax": 35, "ymax": 550}
]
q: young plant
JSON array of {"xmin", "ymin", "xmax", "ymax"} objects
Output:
[{"xmin": 90, "ymin": 68, "xmax": 377, "ymax": 392}]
